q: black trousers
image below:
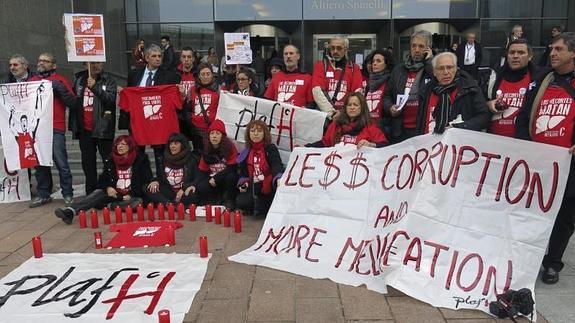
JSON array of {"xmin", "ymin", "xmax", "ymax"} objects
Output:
[
  {"xmin": 143, "ymin": 184, "xmax": 193, "ymax": 207},
  {"xmin": 139, "ymin": 145, "xmax": 165, "ymax": 177},
  {"xmin": 79, "ymin": 129, "xmax": 113, "ymax": 195},
  {"xmin": 189, "ymin": 172, "xmax": 239, "ymax": 206},
  {"xmin": 68, "ymin": 189, "xmax": 143, "ymax": 213},
  {"xmin": 543, "ymin": 196, "xmax": 575, "ymax": 271},
  {"xmin": 236, "ymin": 184, "xmax": 275, "ymax": 216}
]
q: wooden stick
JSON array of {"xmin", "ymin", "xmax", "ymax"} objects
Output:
[{"xmin": 88, "ymin": 62, "xmax": 92, "ymax": 79}]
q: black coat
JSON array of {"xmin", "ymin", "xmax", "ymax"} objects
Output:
[
  {"xmin": 70, "ymin": 70, "xmax": 117, "ymax": 139},
  {"xmin": 162, "ymin": 45, "xmax": 178, "ymax": 71},
  {"xmin": 416, "ymin": 71, "xmax": 491, "ymax": 134},
  {"xmin": 154, "ymin": 155, "xmax": 198, "ymax": 191},
  {"xmin": 99, "ymin": 152, "xmax": 153, "ymax": 198},
  {"xmin": 456, "ymin": 42, "xmax": 483, "ymax": 67}
]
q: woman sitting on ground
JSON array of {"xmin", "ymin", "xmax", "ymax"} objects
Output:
[
  {"xmin": 187, "ymin": 119, "xmax": 239, "ymax": 209},
  {"xmin": 54, "ymin": 135, "xmax": 152, "ymax": 224},
  {"xmin": 306, "ymin": 92, "xmax": 388, "ymax": 149},
  {"xmin": 236, "ymin": 120, "xmax": 284, "ymax": 217},
  {"xmin": 144, "ymin": 132, "xmax": 197, "ymax": 207}
]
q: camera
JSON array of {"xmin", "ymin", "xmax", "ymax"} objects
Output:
[
  {"xmin": 489, "ymin": 288, "xmax": 534, "ymax": 320},
  {"xmin": 495, "ymin": 100, "xmax": 508, "ymax": 111}
]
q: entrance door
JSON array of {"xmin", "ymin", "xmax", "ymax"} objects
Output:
[{"xmin": 313, "ymin": 34, "xmax": 377, "ymax": 65}]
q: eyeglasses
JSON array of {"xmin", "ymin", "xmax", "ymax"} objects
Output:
[
  {"xmin": 236, "ymin": 77, "xmax": 249, "ymax": 82},
  {"xmin": 330, "ymin": 46, "xmax": 345, "ymax": 51},
  {"xmin": 434, "ymin": 65, "xmax": 456, "ymax": 72}
]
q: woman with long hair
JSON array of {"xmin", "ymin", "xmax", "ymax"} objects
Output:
[
  {"xmin": 190, "ymin": 62, "xmax": 220, "ymax": 152},
  {"xmin": 366, "ymin": 49, "xmax": 394, "ymax": 126}
]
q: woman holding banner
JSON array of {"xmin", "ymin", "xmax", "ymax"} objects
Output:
[
  {"xmin": 236, "ymin": 120, "xmax": 284, "ymax": 217},
  {"xmin": 306, "ymin": 92, "xmax": 388, "ymax": 149}
]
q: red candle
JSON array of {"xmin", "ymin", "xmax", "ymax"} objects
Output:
[
  {"xmin": 115, "ymin": 206, "xmax": 123, "ymax": 223},
  {"xmin": 78, "ymin": 210, "xmax": 87, "ymax": 228},
  {"xmin": 223, "ymin": 209, "xmax": 231, "ymax": 227},
  {"xmin": 137, "ymin": 204, "xmax": 144, "ymax": 222},
  {"xmin": 167, "ymin": 203, "xmax": 175, "ymax": 220},
  {"xmin": 90, "ymin": 209, "xmax": 99, "ymax": 228},
  {"xmin": 32, "ymin": 236, "xmax": 43, "ymax": 258},
  {"xmin": 205, "ymin": 204, "xmax": 212, "ymax": 222},
  {"xmin": 188, "ymin": 204, "xmax": 196, "ymax": 221},
  {"xmin": 147, "ymin": 203, "xmax": 155, "ymax": 221},
  {"xmin": 158, "ymin": 309, "xmax": 171, "ymax": 323},
  {"xmin": 214, "ymin": 207, "xmax": 222, "ymax": 225},
  {"xmin": 94, "ymin": 232, "xmax": 103, "ymax": 249},
  {"xmin": 177, "ymin": 203, "xmax": 185, "ymax": 220},
  {"xmin": 126, "ymin": 205, "xmax": 134, "ymax": 222},
  {"xmin": 234, "ymin": 211, "xmax": 242, "ymax": 233},
  {"xmin": 167, "ymin": 225, "xmax": 175, "ymax": 246},
  {"xmin": 199, "ymin": 236, "xmax": 208, "ymax": 258},
  {"xmin": 158, "ymin": 203, "xmax": 165, "ymax": 220},
  {"xmin": 102, "ymin": 207, "xmax": 111, "ymax": 225}
]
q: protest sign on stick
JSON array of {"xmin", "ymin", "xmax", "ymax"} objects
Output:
[{"xmin": 63, "ymin": 13, "xmax": 106, "ymax": 62}]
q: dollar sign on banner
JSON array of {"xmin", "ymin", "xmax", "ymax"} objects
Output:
[
  {"xmin": 344, "ymin": 152, "xmax": 369, "ymax": 190},
  {"xmin": 319, "ymin": 151, "xmax": 342, "ymax": 189}
]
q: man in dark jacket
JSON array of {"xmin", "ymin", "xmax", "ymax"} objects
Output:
[
  {"xmin": 416, "ymin": 52, "xmax": 490, "ymax": 134},
  {"xmin": 4, "ymin": 54, "xmax": 32, "ymax": 83},
  {"xmin": 516, "ymin": 32, "xmax": 575, "ymax": 285},
  {"xmin": 160, "ymin": 35, "xmax": 178, "ymax": 71},
  {"xmin": 71, "ymin": 62, "xmax": 117, "ymax": 195},
  {"xmin": 456, "ymin": 32, "xmax": 482, "ymax": 80},
  {"xmin": 383, "ymin": 30, "xmax": 434, "ymax": 143}
]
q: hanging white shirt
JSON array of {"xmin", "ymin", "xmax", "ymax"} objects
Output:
[{"xmin": 464, "ymin": 43, "xmax": 476, "ymax": 66}]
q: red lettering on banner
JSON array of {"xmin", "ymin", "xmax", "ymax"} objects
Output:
[
  {"xmin": 403, "ymin": 237, "xmax": 422, "ymax": 272},
  {"xmin": 451, "ymin": 145, "xmax": 479, "ymax": 188},
  {"xmin": 373, "ymin": 202, "xmax": 408, "ymax": 228},
  {"xmin": 319, "ymin": 151, "xmax": 342, "ymax": 189},
  {"xmin": 381, "ymin": 231, "xmax": 409, "ymax": 267},
  {"xmin": 284, "ymin": 155, "xmax": 300, "ymax": 186},
  {"xmin": 475, "ymin": 153, "xmax": 501, "ymax": 196},
  {"xmin": 438, "ymin": 144, "xmax": 457, "ymax": 186},
  {"xmin": 344, "ymin": 153, "xmax": 369, "ymax": 190},
  {"xmin": 276, "ymin": 106, "xmax": 295, "ymax": 150},
  {"xmin": 306, "ymin": 228, "xmax": 327, "ymax": 262},
  {"xmin": 445, "ymin": 250, "xmax": 460, "ymax": 290},
  {"xmin": 505, "ymin": 160, "xmax": 530, "ymax": 204},
  {"xmin": 283, "ymin": 226, "xmax": 308, "ymax": 256},
  {"xmin": 482, "ymin": 261, "xmax": 512, "ymax": 296},
  {"xmin": 526, "ymin": 162, "xmax": 559, "ymax": 212},
  {"xmin": 424, "ymin": 240, "xmax": 450, "ymax": 278},
  {"xmin": 495, "ymin": 157, "xmax": 511, "ymax": 202},
  {"xmin": 381, "ymin": 155, "xmax": 398, "ymax": 191},
  {"xmin": 426, "ymin": 142, "xmax": 445, "ymax": 185},
  {"xmin": 299, "ymin": 153, "xmax": 321, "ymax": 188},
  {"xmin": 253, "ymin": 225, "xmax": 327, "ymax": 262},
  {"xmin": 397, "ymin": 154, "xmax": 415, "ymax": 190},
  {"xmin": 456, "ymin": 253, "xmax": 483, "ymax": 292}
]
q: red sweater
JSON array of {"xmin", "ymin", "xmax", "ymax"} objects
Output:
[{"xmin": 322, "ymin": 121, "xmax": 388, "ymax": 147}]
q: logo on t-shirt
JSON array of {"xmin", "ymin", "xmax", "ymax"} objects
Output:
[
  {"xmin": 141, "ymin": 95, "xmax": 163, "ymax": 119},
  {"xmin": 133, "ymin": 226, "xmax": 161, "ymax": 237},
  {"xmin": 341, "ymin": 134, "xmax": 357, "ymax": 145},
  {"xmin": 327, "ymin": 79, "xmax": 348, "ymax": 102},
  {"xmin": 278, "ymin": 81, "xmax": 297, "ymax": 103},
  {"xmin": 116, "ymin": 168, "xmax": 132, "ymax": 193},
  {"xmin": 535, "ymin": 96, "xmax": 572, "ymax": 135},
  {"xmin": 194, "ymin": 94, "xmax": 212, "ymax": 116}
]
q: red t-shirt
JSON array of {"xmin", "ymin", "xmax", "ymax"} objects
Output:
[
  {"xmin": 264, "ymin": 71, "xmax": 313, "ymax": 108},
  {"xmin": 178, "ymin": 70, "xmax": 196, "ymax": 95},
  {"xmin": 402, "ymin": 71, "xmax": 418, "ymax": 129},
  {"xmin": 365, "ymin": 82, "xmax": 387, "ymax": 122},
  {"xmin": 423, "ymin": 90, "xmax": 458, "ymax": 134},
  {"xmin": 489, "ymin": 73, "xmax": 531, "ymax": 138},
  {"xmin": 29, "ymin": 73, "xmax": 74, "ymax": 132},
  {"xmin": 312, "ymin": 60, "xmax": 363, "ymax": 110},
  {"xmin": 190, "ymin": 86, "xmax": 220, "ymax": 131},
  {"xmin": 82, "ymin": 87, "xmax": 94, "ymax": 131},
  {"xmin": 17, "ymin": 133, "xmax": 38, "ymax": 168},
  {"xmin": 322, "ymin": 122, "xmax": 388, "ymax": 147},
  {"xmin": 116, "ymin": 167, "xmax": 132, "ymax": 195},
  {"xmin": 118, "ymin": 85, "xmax": 182, "ymax": 145},
  {"xmin": 531, "ymin": 79, "xmax": 575, "ymax": 148}
]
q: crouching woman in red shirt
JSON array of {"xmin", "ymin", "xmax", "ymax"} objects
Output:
[
  {"xmin": 236, "ymin": 120, "xmax": 285, "ymax": 216},
  {"xmin": 54, "ymin": 135, "xmax": 153, "ymax": 224},
  {"xmin": 306, "ymin": 92, "xmax": 388, "ymax": 148}
]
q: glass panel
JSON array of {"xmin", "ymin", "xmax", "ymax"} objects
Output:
[
  {"xmin": 312, "ymin": 34, "xmax": 376, "ymax": 63},
  {"xmin": 480, "ymin": 20, "xmax": 541, "ymax": 49},
  {"xmin": 481, "ymin": 0, "xmax": 542, "ymax": 18},
  {"xmin": 137, "ymin": 0, "xmax": 213, "ymax": 22},
  {"xmin": 543, "ymin": 0, "xmax": 568, "ymax": 17},
  {"xmin": 540, "ymin": 20, "xmax": 568, "ymax": 46},
  {"xmin": 393, "ymin": 0, "xmax": 478, "ymax": 19},
  {"xmin": 303, "ymin": 0, "xmax": 390, "ymax": 19},
  {"xmin": 124, "ymin": 0, "xmax": 137, "ymax": 22},
  {"xmin": 135, "ymin": 23, "xmax": 215, "ymax": 51},
  {"xmin": 214, "ymin": 0, "xmax": 302, "ymax": 21}
]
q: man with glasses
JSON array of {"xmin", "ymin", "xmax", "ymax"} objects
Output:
[
  {"xmin": 28, "ymin": 53, "xmax": 77, "ymax": 207},
  {"xmin": 312, "ymin": 35, "xmax": 363, "ymax": 118},
  {"xmin": 4, "ymin": 54, "xmax": 32, "ymax": 83}
]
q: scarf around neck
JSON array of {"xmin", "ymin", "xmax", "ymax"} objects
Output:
[
  {"xmin": 432, "ymin": 78, "xmax": 459, "ymax": 134},
  {"xmin": 369, "ymin": 71, "xmax": 390, "ymax": 92},
  {"xmin": 113, "ymin": 149, "xmax": 137, "ymax": 170},
  {"xmin": 164, "ymin": 147, "xmax": 191, "ymax": 169}
]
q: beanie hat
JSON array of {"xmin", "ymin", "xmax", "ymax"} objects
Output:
[
  {"xmin": 269, "ymin": 57, "xmax": 284, "ymax": 70},
  {"xmin": 208, "ymin": 119, "xmax": 227, "ymax": 136}
]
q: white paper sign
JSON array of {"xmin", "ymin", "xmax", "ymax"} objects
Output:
[
  {"xmin": 0, "ymin": 149, "xmax": 31, "ymax": 203},
  {"xmin": 0, "ymin": 81, "xmax": 53, "ymax": 171},
  {"xmin": 63, "ymin": 13, "xmax": 106, "ymax": 62},
  {"xmin": 0, "ymin": 253, "xmax": 210, "ymax": 322},
  {"xmin": 224, "ymin": 32, "xmax": 252, "ymax": 65},
  {"xmin": 217, "ymin": 92, "xmax": 327, "ymax": 162},
  {"xmin": 230, "ymin": 129, "xmax": 571, "ymax": 315}
]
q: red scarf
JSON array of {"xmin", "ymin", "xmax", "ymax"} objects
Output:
[
  {"xmin": 113, "ymin": 148, "xmax": 137, "ymax": 170},
  {"xmin": 334, "ymin": 121, "xmax": 359, "ymax": 145},
  {"xmin": 247, "ymin": 142, "xmax": 272, "ymax": 194}
]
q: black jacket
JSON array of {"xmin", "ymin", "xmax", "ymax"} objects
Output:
[
  {"xmin": 195, "ymin": 153, "xmax": 237, "ymax": 187},
  {"xmin": 99, "ymin": 152, "xmax": 153, "ymax": 198},
  {"xmin": 456, "ymin": 41, "xmax": 483, "ymax": 67},
  {"xmin": 155, "ymin": 155, "xmax": 198, "ymax": 191},
  {"xmin": 162, "ymin": 45, "xmax": 178, "ymax": 71},
  {"xmin": 237, "ymin": 144, "xmax": 284, "ymax": 186},
  {"xmin": 416, "ymin": 71, "xmax": 491, "ymax": 134},
  {"xmin": 485, "ymin": 63, "xmax": 539, "ymax": 100},
  {"xmin": 2, "ymin": 69, "xmax": 32, "ymax": 83},
  {"xmin": 70, "ymin": 70, "xmax": 117, "ymax": 139}
]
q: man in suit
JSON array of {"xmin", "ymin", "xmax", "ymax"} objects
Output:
[
  {"xmin": 121, "ymin": 44, "xmax": 180, "ymax": 175},
  {"xmin": 160, "ymin": 35, "xmax": 177, "ymax": 71},
  {"xmin": 456, "ymin": 32, "xmax": 482, "ymax": 80}
]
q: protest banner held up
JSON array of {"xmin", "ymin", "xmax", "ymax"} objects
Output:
[
  {"xmin": 63, "ymin": 13, "xmax": 106, "ymax": 62},
  {"xmin": 0, "ymin": 149, "xmax": 31, "ymax": 203},
  {"xmin": 230, "ymin": 129, "xmax": 571, "ymax": 315},
  {"xmin": 0, "ymin": 80, "xmax": 53, "ymax": 171}
]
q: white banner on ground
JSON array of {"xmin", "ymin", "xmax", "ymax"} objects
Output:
[
  {"xmin": 230, "ymin": 129, "xmax": 571, "ymax": 315},
  {"xmin": 0, "ymin": 253, "xmax": 210, "ymax": 322},
  {"xmin": 217, "ymin": 92, "xmax": 327, "ymax": 162},
  {"xmin": 63, "ymin": 13, "xmax": 106, "ymax": 62},
  {"xmin": 0, "ymin": 81, "xmax": 53, "ymax": 171},
  {"xmin": 0, "ymin": 148, "xmax": 31, "ymax": 203}
]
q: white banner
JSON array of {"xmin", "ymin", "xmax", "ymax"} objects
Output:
[
  {"xmin": 217, "ymin": 92, "xmax": 327, "ymax": 162},
  {"xmin": 0, "ymin": 81, "xmax": 53, "ymax": 171},
  {"xmin": 0, "ymin": 253, "xmax": 210, "ymax": 322},
  {"xmin": 63, "ymin": 13, "xmax": 106, "ymax": 62},
  {"xmin": 230, "ymin": 129, "xmax": 571, "ymax": 314},
  {"xmin": 0, "ymin": 148, "xmax": 31, "ymax": 203}
]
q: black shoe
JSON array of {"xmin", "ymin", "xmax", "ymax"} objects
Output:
[
  {"xmin": 542, "ymin": 267, "xmax": 559, "ymax": 284},
  {"xmin": 55, "ymin": 208, "xmax": 74, "ymax": 225}
]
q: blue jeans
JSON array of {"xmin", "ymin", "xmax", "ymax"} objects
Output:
[{"xmin": 35, "ymin": 131, "xmax": 73, "ymax": 198}]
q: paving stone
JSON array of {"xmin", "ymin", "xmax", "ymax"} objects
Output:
[
  {"xmin": 0, "ymin": 221, "xmax": 27, "ymax": 240},
  {"xmin": 40, "ymin": 225, "xmax": 78, "ymax": 240},
  {"xmin": 295, "ymin": 276, "xmax": 339, "ymax": 298},
  {"xmin": 255, "ymin": 266, "xmax": 297, "ymax": 281},
  {"xmin": 183, "ymin": 280, "xmax": 208, "ymax": 323},
  {"xmin": 386, "ymin": 286, "xmax": 406, "ymax": 297},
  {"xmin": 447, "ymin": 320, "xmax": 494, "ymax": 323},
  {"xmin": 296, "ymin": 297, "xmax": 344, "ymax": 323},
  {"xmin": 440, "ymin": 308, "xmax": 494, "ymax": 319},
  {"xmin": 248, "ymin": 280, "xmax": 295, "ymax": 321},
  {"xmin": 196, "ymin": 298, "xmax": 249, "ymax": 323},
  {"xmin": 387, "ymin": 296, "xmax": 445, "ymax": 323},
  {"xmin": 339, "ymin": 284, "xmax": 392, "ymax": 320},
  {"xmin": 0, "ymin": 265, "xmax": 19, "ymax": 278},
  {"xmin": 205, "ymin": 263, "xmax": 255, "ymax": 300},
  {"xmin": 0, "ymin": 230, "xmax": 39, "ymax": 253}
]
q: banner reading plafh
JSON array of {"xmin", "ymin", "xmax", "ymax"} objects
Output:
[
  {"xmin": 63, "ymin": 13, "xmax": 106, "ymax": 62},
  {"xmin": 0, "ymin": 81, "xmax": 53, "ymax": 171},
  {"xmin": 230, "ymin": 129, "xmax": 571, "ymax": 316}
]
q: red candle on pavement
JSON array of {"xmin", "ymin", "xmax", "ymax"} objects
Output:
[
  {"xmin": 167, "ymin": 203, "xmax": 175, "ymax": 220},
  {"xmin": 90, "ymin": 209, "xmax": 99, "ymax": 228},
  {"xmin": 214, "ymin": 207, "xmax": 222, "ymax": 225},
  {"xmin": 147, "ymin": 203, "xmax": 155, "ymax": 221},
  {"xmin": 115, "ymin": 206, "xmax": 123, "ymax": 223},
  {"xmin": 177, "ymin": 203, "xmax": 185, "ymax": 220},
  {"xmin": 102, "ymin": 207, "xmax": 111, "ymax": 225},
  {"xmin": 158, "ymin": 309, "xmax": 171, "ymax": 323},
  {"xmin": 94, "ymin": 232, "xmax": 103, "ymax": 249},
  {"xmin": 137, "ymin": 204, "xmax": 144, "ymax": 222},
  {"xmin": 223, "ymin": 209, "xmax": 231, "ymax": 227},
  {"xmin": 126, "ymin": 205, "xmax": 134, "ymax": 222},
  {"xmin": 188, "ymin": 204, "xmax": 196, "ymax": 221},
  {"xmin": 32, "ymin": 236, "xmax": 43, "ymax": 258},
  {"xmin": 167, "ymin": 225, "xmax": 175, "ymax": 245},
  {"xmin": 234, "ymin": 211, "xmax": 242, "ymax": 233},
  {"xmin": 205, "ymin": 204, "xmax": 212, "ymax": 222},
  {"xmin": 78, "ymin": 210, "xmax": 87, "ymax": 228},
  {"xmin": 158, "ymin": 203, "xmax": 165, "ymax": 220},
  {"xmin": 199, "ymin": 236, "xmax": 208, "ymax": 258}
]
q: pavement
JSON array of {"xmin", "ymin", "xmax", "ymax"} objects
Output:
[{"xmin": 0, "ymin": 199, "xmax": 573, "ymax": 323}]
